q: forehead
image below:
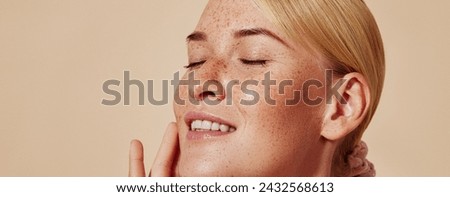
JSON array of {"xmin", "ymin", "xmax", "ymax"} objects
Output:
[
  {"xmin": 192, "ymin": 0, "xmax": 316, "ymax": 58},
  {"xmin": 195, "ymin": 0, "xmax": 273, "ymax": 32}
]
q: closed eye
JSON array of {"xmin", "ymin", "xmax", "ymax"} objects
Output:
[
  {"xmin": 239, "ymin": 59, "xmax": 269, "ymax": 66},
  {"xmin": 184, "ymin": 60, "xmax": 206, "ymax": 69}
]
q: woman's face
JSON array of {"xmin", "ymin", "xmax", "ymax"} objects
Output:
[{"xmin": 173, "ymin": 0, "xmax": 329, "ymax": 176}]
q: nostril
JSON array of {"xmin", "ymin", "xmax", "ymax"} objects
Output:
[
  {"xmin": 194, "ymin": 79, "xmax": 226, "ymax": 101},
  {"xmin": 199, "ymin": 91, "xmax": 217, "ymax": 100}
]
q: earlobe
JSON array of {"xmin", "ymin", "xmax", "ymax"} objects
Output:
[{"xmin": 321, "ymin": 73, "xmax": 370, "ymax": 141}]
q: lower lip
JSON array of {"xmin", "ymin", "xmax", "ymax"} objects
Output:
[{"xmin": 187, "ymin": 130, "xmax": 232, "ymax": 140}]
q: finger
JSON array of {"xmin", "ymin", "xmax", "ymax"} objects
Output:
[
  {"xmin": 151, "ymin": 122, "xmax": 179, "ymax": 177},
  {"xmin": 128, "ymin": 139, "xmax": 146, "ymax": 177}
]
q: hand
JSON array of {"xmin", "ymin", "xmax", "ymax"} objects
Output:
[{"xmin": 128, "ymin": 122, "xmax": 179, "ymax": 177}]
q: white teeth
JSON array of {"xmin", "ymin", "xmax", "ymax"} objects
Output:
[
  {"xmin": 219, "ymin": 124, "xmax": 229, "ymax": 132},
  {"xmin": 201, "ymin": 120, "xmax": 212, "ymax": 130},
  {"xmin": 211, "ymin": 122, "xmax": 220, "ymax": 131},
  {"xmin": 190, "ymin": 119, "xmax": 236, "ymax": 132},
  {"xmin": 194, "ymin": 120, "xmax": 202, "ymax": 129}
]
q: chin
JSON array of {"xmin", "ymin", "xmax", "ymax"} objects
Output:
[
  {"xmin": 177, "ymin": 160, "xmax": 232, "ymax": 177},
  {"xmin": 177, "ymin": 157, "xmax": 285, "ymax": 177}
]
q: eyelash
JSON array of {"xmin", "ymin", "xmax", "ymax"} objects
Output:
[
  {"xmin": 239, "ymin": 59, "xmax": 269, "ymax": 66},
  {"xmin": 184, "ymin": 59, "xmax": 269, "ymax": 69},
  {"xmin": 184, "ymin": 61, "xmax": 206, "ymax": 69}
]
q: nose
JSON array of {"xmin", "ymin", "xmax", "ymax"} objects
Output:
[
  {"xmin": 194, "ymin": 79, "xmax": 225, "ymax": 102},
  {"xmin": 190, "ymin": 62, "xmax": 227, "ymax": 104}
]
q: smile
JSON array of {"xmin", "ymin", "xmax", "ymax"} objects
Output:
[
  {"xmin": 190, "ymin": 120, "xmax": 236, "ymax": 132},
  {"xmin": 184, "ymin": 111, "xmax": 237, "ymax": 140}
]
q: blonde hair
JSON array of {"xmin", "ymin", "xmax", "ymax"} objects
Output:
[{"xmin": 253, "ymin": 0, "xmax": 385, "ymax": 176}]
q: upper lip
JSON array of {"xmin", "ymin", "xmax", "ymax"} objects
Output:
[{"xmin": 184, "ymin": 111, "xmax": 236, "ymax": 129}]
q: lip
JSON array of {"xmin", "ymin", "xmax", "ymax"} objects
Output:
[{"xmin": 184, "ymin": 111, "xmax": 237, "ymax": 140}]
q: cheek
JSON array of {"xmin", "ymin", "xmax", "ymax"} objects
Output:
[
  {"xmin": 235, "ymin": 105, "xmax": 323, "ymax": 175},
  {"xmin": 242, "ymin": 63, "xmax": 326, "ymax": 159},
  {"xmin": 231, "ymin": 82, "xmax": 324, "ymax": 175},
  {"xmin": 242, "ymin": 93, "xmax": 324, "ymax": 145}
]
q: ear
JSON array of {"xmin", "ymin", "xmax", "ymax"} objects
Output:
[{"xmin": 321, "ymin": 72, "xmax": 371, "ymax": 141}]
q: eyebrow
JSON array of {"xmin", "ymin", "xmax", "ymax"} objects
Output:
[
  {"xmin": 186, "ymin": 31, "xmax": 207, "ymax": 42},
  {"xmin": 234, "ymin": 28, "xmax": 291, "ymax": 48},
  {"xmin": 186, "ymin": 28, "xmax": 292, "ymax": 48}
]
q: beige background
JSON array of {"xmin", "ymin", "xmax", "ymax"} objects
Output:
[{"xmin": 0, "ymin": 0, "xmax": 449, "ymax": 176}]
